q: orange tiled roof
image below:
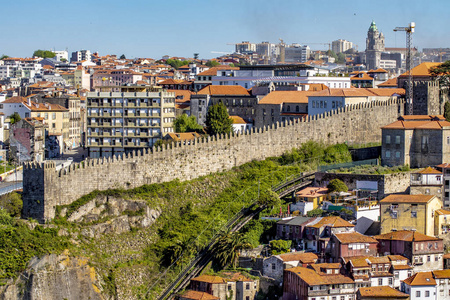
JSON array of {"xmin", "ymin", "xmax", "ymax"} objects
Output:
[
  {"xmin": 399, "ymin": 62, "xmax": 441, "ymax": 77},
  {"xmin": 278, "ymin": 252, "xmax": 318, "ymax": 263},
  {"xmin": 334, "ymin": 232, "xmax": 378, "ymax": 244},
  {"xmin": 179, "ymin": 290, "xmax": 219, "ymax": 300},
  {"xmin": 381, "ymin": 120, "xmax": 450, "ymax": 130},
  {"xmin": 443, "ymin": 253, "xmax": 450, "ymax": 259},
  {"xmin": 197, "ymin": 85, "xmax": 250, "ymax": 96},
  {"xmin": 309, "ymin": 88, "xmax": 377, "ymax": 97},
  {"xmin": 417, "ymin": 167, "xmax": 442, "ymax": 175},
  {"xmin": 380, "ymin": 194, "xmax": 435, "ymax": 204},
  {"xmin": 378, "ymin": 77, "xmax": 398, "ymax": 87},
  {"xmin": 165, "ymin": 132, "xmax": 201, "ymax": 141},
  {"xmin": 366, "ymin": 88, "xmax": 405, "ymax": 96},
  {"xmin": 358, "ymin": 286, "xmax": 409, "ymax": 298},
  {"xmin": 197, "ymin": 66, "xmax": 238, "ymax": 76},
  {"xmin": 191, "ymin": 275, "xmax": 226, "ymax": 284},
  {"xmin": 286, "ymin": 266, "xmax": 353, "ymax": 286},
  {"xmin": 230, "ymin": 115, "xmax": 250, "ymax": 124},
  {"xmin": 435, "ymin": 209, "xmax": 450, "ymax": 216},
  {"xmin": 306, "ymin": 216, "xmax": 354, "ymax": 229},
  {"xmin": 375, "ymin": 230, "xmax": 441, "ymax": 242},
  {"xmin": 433, "ymin": 269, "xmax": 450, "ymax": 279},
  {"xmin": 296, "ymin": 187, "xmax": 328, "ymax": 198},
  {"xmin": 403, "ymin": 271, "xmax": 436, "ymax": 286},
  {"xmin": 351, "ymin": 73, "xmax": 375, "ymax": 81},
  {"xmin": 259, "ymin": 91, "xmax": 317, "ymax": 104}
]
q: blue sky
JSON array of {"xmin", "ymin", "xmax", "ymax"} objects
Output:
[{"xmin": 1, "ymin": 0, "xmax": 449, "ymax": 59}]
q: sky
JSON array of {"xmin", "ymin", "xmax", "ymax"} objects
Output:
[{"xmin": 1, "ymin": 0, "xmax": 449, "ymax": 60}]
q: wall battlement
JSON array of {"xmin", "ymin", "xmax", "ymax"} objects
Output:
[{"xmin": 23, "ymin": 99, "xmax": 404, "ymax": 222}]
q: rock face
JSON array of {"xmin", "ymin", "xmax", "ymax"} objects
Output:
[
  {"xmin": 0, "ymin": 251, "xmax": 104, "ymax": 300},
  {"xmin": 61, "ymin": 195, "xmax": 161, "ymax": 238}
]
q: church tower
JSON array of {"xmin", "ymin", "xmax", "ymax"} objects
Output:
[{"xmin": 365, "ymin": 21, "xmax": 385, "ymax": 70}]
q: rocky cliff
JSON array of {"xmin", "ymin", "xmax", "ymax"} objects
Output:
[{"xmin": 0, "ymin": 251, "xmax": 104, "ymax": 300}]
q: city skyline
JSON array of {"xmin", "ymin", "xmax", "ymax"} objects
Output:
[{"xmin": 1, "ymin": 0, "xmax": 449, "ymax": 59}]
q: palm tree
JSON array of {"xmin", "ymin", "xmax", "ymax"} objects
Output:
[{"xmin": 212, "ymin": 230, "xmax": 252, "ymax": 269}]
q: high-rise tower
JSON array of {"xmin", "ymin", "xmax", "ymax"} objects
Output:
[{"xmin": 365, "ymin": 21, "xmax": 385, "ymax": 70}]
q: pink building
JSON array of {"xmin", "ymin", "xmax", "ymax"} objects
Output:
[{"xmin": 92, "ymin": 69, "xmax": 143, "ymax": 88}]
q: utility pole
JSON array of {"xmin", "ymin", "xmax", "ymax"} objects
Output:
[{"xmin": 394, "ymin": 22, "xmax": 415, "ymax": 115}]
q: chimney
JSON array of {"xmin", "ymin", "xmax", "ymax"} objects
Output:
[{"xmin": 27, "ymin": 98, "xmax": 31, "ymax": 106}]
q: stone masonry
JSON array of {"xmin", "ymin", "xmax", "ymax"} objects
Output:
[{"xmin": 22, "ymin": 99, "xmax": 404, "ymax": 222}]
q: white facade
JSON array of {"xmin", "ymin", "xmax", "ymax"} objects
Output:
[
  {"xmin": 212, "ymin": 75, "xmax": 349, "ymax": 90},
  {"xmin": 52, "ymin": 50, "xmax": 69, "ymax": 62},
  {"xmin": 402, "ymin": 285, "xmax": 436, "ymax": 300},
  {"xmin": 290, "ymin": 201, "xmax": 314, "ymax": 216},
  {"xmin": 0, "ymin": 100, "xmax": 32, "ymax": 119},
  {"xmin": 332, "ymin": 39, "xmax": 354, "ymax": 54}
]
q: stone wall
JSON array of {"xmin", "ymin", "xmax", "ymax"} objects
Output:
[{"xmin": 23, "ymin": 99, "xmax": 404, "ymax": 222}]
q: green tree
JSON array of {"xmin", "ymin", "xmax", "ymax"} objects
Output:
[
  {"xmin": 166, "ymin": 59, "xmax": 190, "ymax": 69},
  {"xmin": 430, "ymin": 61, "xmax": 450, "ymax": 90},
  {"xmin": 307, "ymin": 208, "xmax": 324, "ymax": 217},
  {"xmin": 206, "ymin": 60, "xmax": 221, "ymax": 67},
  {"xmin": 9, "ymin": 112, "xmax": 21, "ymax": 125},
  {"xmin": 0, "ymin": 192, "xmax": 22, "ymax": 217},
  {"xmin": 327, "ymin": 179, "xmax": 348, "ymax": 193},
  {"xmin": 193, "ymin": 53, "xmax": 199, "ymax": 60},
  {"xmin": 337, "ymin": 52, "xmax": 346, "ymax": 64},
  {"xmin": 445, "ymin": 102, "xmax": 450, "ymax": 122},
  {"xmin": 257, "ymin": 189, "xmax": 281, "ymax": 208},
  {"xmin": 205, "ymin": 103, "xmax": 233, "ymax": 136},
  {"xmin": 32, "ymin": 50, "xmax": 55, "ymax": 59},
  {"xmin": 269, "ymin": 239, "xmax": 292, "ymax": 255},
  {"xmin": 326, "ymin": 50, "xmax": 338, "ymax": 61},
  {"xmin": 213, "ymin": 231, "xmax": 252, "ymax": 269},
  {"xmin": 173, "ymin": 114, "xmax": 203, "ymax": 133},
  {"xmin": 0, "ymin": 55, "xmax": 9, "ymax": 60},
  {"xmin": 120, "ymin": 54, "xmax": 126, "ymax": 59}
]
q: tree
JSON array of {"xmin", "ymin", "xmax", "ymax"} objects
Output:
[
  {"xmin": 307, "ymin": 208, "xmax": 324, "ymax": 217},
  {"xmin": 32, "ymin": 50, "xmax": 55, "ymax": 59},
  {"xmin": 327, "ymin": 179, "xmax": 348, "ymax": 193},
  {"xmin": 336, "ymin": 53, "xmax": 346, "ymax": 64},
  {"xmin": 0, "ymin": 55, "xmax": 9, "ymax": 60},
  {"xmin": 257, "ymin": 189, "xmax": 281, "ymax": 208},
  {"xmin": 206, "ymin": 60, "xmax": 220, "ymax": 68},
  {"xmin": 269, "ymin": 239, "xmax": 292, "ymax": 255},
  {"xmin": 213, "ymin": 231, "xmax": 252, "ymax": 269},
  {"xmin": 445, "ymin": 102, "xmax": 450, "ymax": 122},
  {"xmin": 326, "ymin": 50, "xmax": 338, "ymax": 61},
  {"xmin": 9, "ymin": 112, "xmax": 21, "ymax": 125},
  {"xmin": 166, "ymin": 58, "xmax": 190, "ymax": 70},
  {"xmin": 430, "ymin": 60, "xmax": 450, "ymax": 90},
  {"xmin": 173, "ymin": 114, "xmax": 203, "ymax": 133},
  {"xmin": 205, "ymin": 103, "xmax": 233, "ymax": 136},
  {"xmin": 0, "ymin": 192, "xmax": 22, "ymax": 217},
  {"xmin": 193, "ymin": 53, "xmax": 199, "ymax": 60},
  {"xmin": 120, "ymin": 54, "xmax": 126, "ymax": 59}
]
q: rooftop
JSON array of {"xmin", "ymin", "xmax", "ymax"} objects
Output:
[
  {"xmin": 259, "ymin": 90, "xmax": 318, "ymax": 105},
  {"xmin": 403, "ymin": 271, "xmax": 436, "ymax": 286},
  {"xmin": 334, "ymin": 232, "xmax": 378, "ymax": 244},
  {"xmin": 358, "ymin": 286, "xmax": 409, "ymax": 298},
  {"xmin": 197, "ymin": 85, "xmax": 250, "ymax": 96},
  {"xmin": 375, "ymin": 230, "xmax": 441, "ymax": 242},
  {"xmin": 277, "ymin": 252, "xmax": 318, "ymax": 263},
  {"xmin": 380, "ymin": 194, "xmax": 435, "ymax": 204},
  {"xmin": 286, "ymin": 266, "xmax": 353, "ymax": 286}
]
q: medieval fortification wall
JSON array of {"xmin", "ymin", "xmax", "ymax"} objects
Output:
[{"xmin": 23, "ymin": 99, "xmax": 404, "ymax": 222}]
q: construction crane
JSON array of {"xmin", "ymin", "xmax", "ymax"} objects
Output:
[{"xmin": 394, "ymin": 22, "xmax": 415, "ymax": 115}]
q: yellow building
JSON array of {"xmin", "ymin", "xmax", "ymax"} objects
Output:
[
  {"xmin": 30, "ymin": 103, "xmax": 70, "ymax": 141},
  {"xmin": 380, "ymin": 194, "xmax": 442, "ymax": 236},
  {"xmin": 295, "ymin": 187, "xmax": 329, "ymax": 209},
  {"xmin": 434, "ymin": 208, "xmax": 450, "ymax": 237}
]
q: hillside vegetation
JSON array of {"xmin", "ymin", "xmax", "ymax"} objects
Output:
[{"xmin": 0, "ymin": 141, "xmax": 352, "ymax": 299}]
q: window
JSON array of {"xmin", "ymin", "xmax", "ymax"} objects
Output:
[
  {"xmin": 246, "ymin": 283, "xmax": 250, "ymax": 290},
  {"xmin": 422, "ymin": 136, "xmax": 429, "ymax": 150},
  {"xmin": 425, "ymin": 290, "xmax": 430, "ymax": 297},
  {"xmin": 378, "ymin": 278, "xmax": 382, "ymax": 285},
  {"xmin": 272, "ymin": 263, "xmax": 276, "ymax": 270},
  {"xmin": 395, "ymin": 135, "xmax": 400, "ymax": 144},
  {"xmin": 388, "ymin": 278, "xmax": 393, "ymax": 285},
  {"xmin": 416, "ymin": 291, "xmax": 421, "ymax": 297},
  {"xmin": 395, "ymin": 151, "xmax": 400, "ymax": 158},
  {"xmin": 386, "ymin": 135, "xmax": 391, "ymax": 144},
  {"xmin": 296, "ymin": 105, "xmax": 299, "ymax": 112},
  {"xmin": 45, "ymin": 113, "xmax": 48, "ymax": 119},
  {"xmin": 287, "ymin": 106, "xmax": 290, "ymax": 112},
  {"xmin": 386, "ymin": 151, "xmax": 391, "ymax": 158},
  {"xmin": 52, "ymin": 113, "xmax": 56, "ymax": 120},
  {"xmin": 411, "ymin": 211, "xmax": 417, "ymax": 218},
  {"xmin": 447, "ymin": 136, "xmax": 450, "ymax": 145},
  {"xmin": 428, "ymin": 255, "xmax": 431, "ymax": 262}
]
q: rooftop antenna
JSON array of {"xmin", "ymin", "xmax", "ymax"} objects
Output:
[{"xmin": 394, "ymin": 22, "xmax": 415, "ymax": 115}]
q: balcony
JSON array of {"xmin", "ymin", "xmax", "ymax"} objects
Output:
[
  {"xmin": 89, "ymin": 142, "xmax": 99, "ymax": 146},
  {"xmin": 125, "ymin": 113, "xmax": 135, "ymax": 117},
  {"xmin": 126, "ymin": 103, "xmax": 136, "ymax": 107},
  {"xmin": 101, "ymin": 113, "xmax": 111, "ymax": 117}
]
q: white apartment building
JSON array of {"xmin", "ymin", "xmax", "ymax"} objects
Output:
[
  {"xmin": 332, "ymin": 39, "xmax": 354, "ymax": 53},
  {"xmin": 86, "ymin": 88, "xmax": 175, "ymax": 158}
]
